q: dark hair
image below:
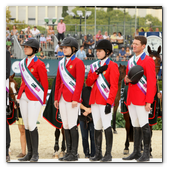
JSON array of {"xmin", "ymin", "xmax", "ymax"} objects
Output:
[
  {"xmin": 80, "ymin": 45, "xmax": 84, "ymax": 48},
  {"xmin": 134, "ymin": 36, "xmax": 147, "ymax": 45},
  {"xmin": 118, "ymin": 32, "xmax": 122, "ymax": 35}
]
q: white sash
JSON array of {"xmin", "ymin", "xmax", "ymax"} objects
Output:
[
  {"xmin": 58, "ymin": 56, "xmax": 76, "ymax": 94},
  {"xmin": 90, "ymin": 58, "xmax": 110, "ymax": 101},
  {"xmin": 19, "ymin": 57, "xmax": 44, "ymax": 105},
  {"xmin": 6, "ymin": 78, "xmax": 9, "ymax": 93},
  {"xmin": 6, "ymin": 78, "xmax": 9, "ymax": 105},
  {"xmin": 128, "ymin": 53, "xmax": 147, "ymax": 95}
]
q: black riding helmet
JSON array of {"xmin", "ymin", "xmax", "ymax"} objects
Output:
[
  {"xmin": 60, "ymin": 37, "xmax": 78, "ymax": 57},
  {"xmin": 95, "ymin": 39, "xmax": 113, "ymax": 59},
  {"xmin": 21, "ymin": 38, "xmax": 39, "ymax": 56}
]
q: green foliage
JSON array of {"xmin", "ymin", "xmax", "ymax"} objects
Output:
[
  {"xmin": 115, "ymin": 112, "xmax": 126, "ymax": 128},
  {"xmin": 111, "ymin": 111, "xmax": 125, "ymax": 128},
  {"xmin": 112, "ymin": 111, "xmax": 162, "ymax": 130},
  {"xmin": 6, "ymin": 7, "xmax": 162, "ymax": 36},
  {"xmin": 152, "ymin": 118, "xmax": 162, "ymax": 130},
  {"xmin": 62, "ymin": 6, "xmax": 68, "ymax": 18},
  {"xmin": 158, "ymin": 80, "xmax": 162, "ymax": 91}
]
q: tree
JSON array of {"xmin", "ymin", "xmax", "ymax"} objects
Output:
[
  {"xmin": 6, "ymin": 9, "xmax": 12, "ymax": 24},
  {"xmin": 62, "ymin": 6, "xmax": 68, "ymax": 18}
]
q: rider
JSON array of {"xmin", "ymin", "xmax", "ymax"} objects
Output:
[
  {"xmin": 17, "ymin": 38, "xmax": 48, "ymax": 162},
  {"xmin": 123, "ymin": 36, "xmax": 157, "ymax": 162},
  {"xmin": 86, "ymin": 39, "xmax": 120, "ymax": 162},
  {"xmin": 54, "ymin": 37, "xmax": 85, "ymax": 161}
]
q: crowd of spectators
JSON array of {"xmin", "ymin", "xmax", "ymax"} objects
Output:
[{"xmin": 6, "ymin": 25, "xmax": 160, "ymax": 61}]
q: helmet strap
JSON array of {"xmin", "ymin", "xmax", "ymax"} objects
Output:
[{"xmin": 101, "ymin": 50, "xmax": 108, "ymax": 60}]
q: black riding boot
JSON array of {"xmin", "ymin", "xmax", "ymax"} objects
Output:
[
  {"xmin": 30, "ymin": 127, "xmax": 39, "ymax": 162},
  {"xmin": 137, "ymin": 123, "xmax": 151, "ymax": 162},
  {"xmin": 101, "ymin": 127, "xmax": 113, "ymax": 162},
  {"xmin": 90, "ymin": 129, "xmax": 103, "ymax": 161},
  {"xmin": 18, "ymin": 129, "xmax": 32, "ymax": 161},
  {"xmin": 64, "ymin": 126, "xmax": 78, "ymax": 161},
  {"xmin": 122, "ymin": 127, "xmax": 142, "ymax": 160},
  {"xmin": 59, "ymin": 129, "xmax": 72, "ymax": 161}
]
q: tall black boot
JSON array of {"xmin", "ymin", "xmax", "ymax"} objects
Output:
[
  {"xmin": 30, "ymin": 127, "xmax": 39, "ymax": 162},
  {"xmin": 64, "ymin": 126, "xmax": 78, "ymax": 161},
  {"xmin": 137, "ymin": 123, "xmax": 151, "ymax": 162},
  {"xmin": 59, "ymin": 129, "xmax": 72, "ymax": 161},
  {"xmin": 90, "ymin": 129, "xmax": 103, "ymax": 161},
  {"xmin": 18, "ymin": 129, "xmax": 32, "ymax": 161},
  {"xmin": 122, "ymin": 127, "xmax": 142, "ymax": 160},
  {"xmin": 101, "ymin": 127, "xmax": 113, "ymax": 162}
]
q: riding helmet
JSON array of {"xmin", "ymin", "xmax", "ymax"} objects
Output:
[
  {"xmin": 60, "ymin": 37, "xmax": 78, "ymax": 52},
  {"xmin": 128, "ymin": 65, "xmax": 144, "ymax": 84},
  {"xmin": 95, "ymin": 39, "xmax": 113, "ymax": 54},
  {"xmin": 21, "ymin": 38, "xmax": 39, "ymax": 53}
]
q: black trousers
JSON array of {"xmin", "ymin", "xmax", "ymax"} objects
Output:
[
  {"xmin": 6, "ymin": 120, "xmax": 10, "ymax": 156},
  {"xmin": 57, "ymin": 33, "xmax": 65, "ymax": 41}
]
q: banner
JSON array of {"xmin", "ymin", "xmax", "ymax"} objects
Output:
[{"xmin": 10, "ymin": 58, "xmax": 128, "ymax": 77}]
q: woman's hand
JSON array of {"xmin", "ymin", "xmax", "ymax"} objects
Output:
[
  {"xmin": 54, "ymin": 100, "xmax": 59, "ymax": 109},
  {"xmin": 72, "ymin": 101, "xmax": 78, "ymax": 108}
]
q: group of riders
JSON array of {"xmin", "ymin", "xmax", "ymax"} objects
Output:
[{"xmin": 6, "ymin": 35, "xmax": 159, "ymax": 162}]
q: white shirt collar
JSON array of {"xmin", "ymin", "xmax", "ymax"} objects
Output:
[
  {"xmin": 135, "ymin": 52, "xmax": 144, "ymax": 63},
  {"xmin": 65, "ymin": 57, "xmax": 71, "ymax": 65},
  {"xmin": 27, "ymin": 55, "xmax": 35, "ymax": 66},
  {"xmin": 100, "ymin": 57, "xmax": 108, "ymax": 66}
]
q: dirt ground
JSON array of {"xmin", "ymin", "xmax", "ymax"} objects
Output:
[{"xmin": 9, "ymin": 112, "xmax": 162, "ymax": 160}]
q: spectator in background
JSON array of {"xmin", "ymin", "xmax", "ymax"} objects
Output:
[
  {"xmin": 25, "ymin": 26, "xmax": 32, "ymax": 38},
  {"xmin": 11, "ymin": 25, "xmax": 18, "ymax": 37},
  {"xmin": 133, "ymin": 29, "xmax": 139, "ymax": 38},
  {"xmin": 103, "ymin": 31, "xmax": 110, "ymax": 40},
  {"xmin": 117, "ymin": 32, "xmax": 124, "ymax": 45},
  {"xmin": 119, "ymin": 46, "xmax": 126, "ymax": 60},
  {"xmin": 76, "ymin": 45, "xmax": 87, "ymax": 60},
  {"xmin": 6, "ymin": 27, "xmax": 10, "ymax": 40},
  {"xmin": 18, "ymin": 30, "xmax": 25, "ymax": 45},
  {"xmin": 89, "ymin": 35, "xmax": 95, "ymax": 49},
  {"xmin": 155, "ymin": 28, "xmax": 159, "ymax": 32},
  {"xmin": 35, "ymin": 47, "xmax": 42, "ymax": 57},
  {"xmin": 140, "ymin": 28, "xmax": 145, "ymax": 32},
  {"xmin": 6, "ymin": 38, "xmax": 12, "ymax": 50},
  {"xmin": 54, "ymin": 41, "xmax": 61, "ymax": 57},
  {"xmin": 40, "ymin": 34, "xmax": 47, "ymax": 49},
  {"xmin": 57, "ymin": 18, "xmax": 66, "ymax": 41},
  {"xmin": 125, "ymin": 46, "xmax": 132, "ymax": 59},
  {"xmin": 31, "ymin": 26, "xmax": 40, "ymax": 38},
  {"xmin": 46, "ymin": 33, "xmax": 54, "ymax": 48},
  {"xmin": 57, "ymin": 47, "xmax": 65, "ymax": 58},
  {"xmin": 96, "ymin": 30, "xmax": 103, "ymax": 42},
  {"xmin": 149, "ymin": 27, "xmax": 153, "ymax": 32},
  {"xmin": 116, "ymin": 54, "xmax": 119, "ymax": 61},
  {"xmin": 47, "ymin": 26, "xmax": 55, "ymax": 36},
  {"xmin": 86, "ymin": 48, "xmax": 94, "ymax": 59},
  {"xmin": 39, "ymin": 51, "xmax": 46, "ymax": 60},
  {"xmin": 110, "ymin": 32, "xmax": 117, "ymax": 44},
  {"xmin": 82, "ymin": 35, "xmax": 90, "ymax": 51}
]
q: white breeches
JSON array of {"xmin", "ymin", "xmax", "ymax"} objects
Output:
[
  {"xmin": 128, "ymin": 103, "xmax": 149, "ymax": 127},
  {"xmin": 59, "ymin": 95, "xmax": 80, "ymax": 129},
  {"xmin": 19, "ymin": 93, "xmax": 42, "ymax": 131},
  {"xmin": 91, "ymin": 103, "xmax": 113, "ymax": 130}
]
